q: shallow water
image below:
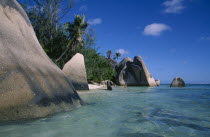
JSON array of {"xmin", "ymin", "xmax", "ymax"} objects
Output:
[{"xmin": 0, "ymin": 85, "xmax": 210, "ymax": 137}]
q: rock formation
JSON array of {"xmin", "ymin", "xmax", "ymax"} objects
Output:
[
  {"xmin": 155, "ymin": 80, "xmax": 161, "ymax": 86},
  {"xmin": 62, "ymin": 53, "xmax": 89, "ymax": 90},
  {"xmin": 107, "ymin": 81, "xmax": 112, "ymax": 90},
  {"xmin": 0, "ymin": 0, "xmax": 81, "ymax": 121},
  {"xmin": 170, "ymin": 77, "xmax": 186, "ymax": 87},
  {"xmin": 115, "ymin": 56, "xmax": 157, "ymax": 86}
]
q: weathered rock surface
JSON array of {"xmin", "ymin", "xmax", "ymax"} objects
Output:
[
  {"xmin": 107, "ymin": 81, "xmax": 112, "ymax": 90},
  {"xmin": 155, "ymin": 80, "xmax": 161, "ymax": 86},
  {"xmin": 115, "ymin": 56, "xmax": 157, "ymax": 86},
  {"xmin": 170, "ymin": 77, "xmax": 186, "ymax": 87},
  {"xmin": 62, "ymin": 53, "xmax": 89, "ymax": 90},
  {"xmin": 0, "ymin": 0, "xmax": 81, "ymax": 121},
  {"xmin": 116, "ymin": 57, "xmax": 133, "ymax": 72}
]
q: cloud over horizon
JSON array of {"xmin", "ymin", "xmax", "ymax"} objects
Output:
[
  {"xmin": 88, "ymin": 18, "xmax": 102, "ymax": 25},
  {"xmin": 163, "ymin": 0, "xmax": 185, "ymax": 14},
  {"xmin": 116, "ymin": 49, "xmax": 129, "ymax": 55},
  {"xmin": 143, "ymin": 23, "xmax": 171, "ymax": 36}
]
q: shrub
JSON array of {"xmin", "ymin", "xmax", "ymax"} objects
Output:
[{"xmin": 81, "ymin": 47, "xmax": 115, "ymax": 83}]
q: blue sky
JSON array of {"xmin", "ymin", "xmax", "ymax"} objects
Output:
[
  {"xmin": 19, "ymin": 0, "xmax": 210, "ymax": 84},
  {"xmin": 69, "ymin": 0, "xmax": 210, "ymax": 84}
]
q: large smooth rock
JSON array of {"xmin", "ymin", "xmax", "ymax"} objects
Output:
[
  {"xmin": 115, "ymin": 56, "xmax": 157, "ymax": 86},
  {"xmin": 115, "ymin": 57, "xmax": 133, "ymax": 85},
  {"xmin": 170, "ymin": 77, "xmax": 186, "ymax": 87},
  {"xmin": 117, "ymin": 57, "xmax": 133, "ymax": 71},
  {"xmin": 0, "ymin": 0, "xmax": 81, "ymax": 121},
  {"xmin": 125, "ymin": 64, "xmax": 142, "ymax": 86},
  {"xmin": 133, "ymin": 56, "xmax": 157, "ymax": 86},
  {"xmin": 62, "ymin": 53, "xmax": 89, "ymax": 90}
]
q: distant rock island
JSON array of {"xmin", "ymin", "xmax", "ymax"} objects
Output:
[
  {"xmin": 0, "ymin": 0, "xmax": 81, "ymax": 121},
  {"xmin": 170, "ymin": 77, "xmax": 186, "ymax": 87},
  {"xmin": 114, "ymin": 56, "xmax": 158, "ymax": 86}
]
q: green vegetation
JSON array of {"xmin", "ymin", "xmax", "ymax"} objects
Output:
[
  {"xmin": 56, "ymin": 15, "xmax": 88, "ymax": 62},
  {"xmin": 114, "ymin": 52, "xmax": 121, "ymax": 61},
  {"xmin": 106, "ymin": 50, "xmax": 121, "ymax": 61},
  {"xmin": 81, "ymin": 48, "xmax": 115, "ymax": 83},
  {"xmin": 106, "ymin": 50, "xmax": 112, "ymax": 59},
  {"xmin": 19, "ymin": 0, "xmax": 115, "ymax": 83}
]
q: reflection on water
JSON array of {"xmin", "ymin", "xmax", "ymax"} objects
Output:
[{"xmin": 0, "ymin": 85, "xmax": 210, "ymax": 137}]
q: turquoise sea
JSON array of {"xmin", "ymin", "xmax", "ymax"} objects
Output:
[{"xmin": 0, "ymin": 85, "xmax": 210, "ymax": 137}]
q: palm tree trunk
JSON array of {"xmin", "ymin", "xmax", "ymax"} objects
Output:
[
  {"xmin": 72, "ymin": 41, "xmax": 78, "ymax": 53},
  {"xmin": 56, "ymin": 39, "xmax": 75, "ymax": 62},
  {"xmin": 56, "ymin": 45, "xmax": 71, "ymax": 62}
]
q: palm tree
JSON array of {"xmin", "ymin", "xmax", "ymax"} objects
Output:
[
  {"xmin": 56, "ymin": 15, "xmax": 88, "ymax": 62},
  {"xmin": 106, "ymin": 50, "xmax": 112, "ymax": 59},
  {"xmin": 115, "ymin": 52, "xmax": 121, "ymax": 60}
]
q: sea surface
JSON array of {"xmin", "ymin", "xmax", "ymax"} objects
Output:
[{"xmin": 0, "ymin": 85, "xmax": 210, "ymax": 137}]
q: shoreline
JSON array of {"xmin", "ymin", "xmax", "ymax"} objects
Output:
[
  {"xmin": 77, "ymin": 84, "xmax": 107, "ymax": 94},
  {"xmin": 88, "ymin": 84, "xmax": 106, "ymax": 90}
]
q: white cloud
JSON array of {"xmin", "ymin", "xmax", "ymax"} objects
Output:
[
  {"xmin": 116, "ymin": 49, "xmax": 129, "ymax": 55},
  {"xmin": 79, "ymin": 5, "xmax": 88, "ymax": 12},
  {"xmin": 163, "ymin": 0, "xmax": 185, "ymax": 14},
  {"xmin": 143, "ymin": 23, "xmax": 171, "ymax": 36},
  {"xmin": 88, "ymin": 18, "xmax": 102, "ymax": 26}
]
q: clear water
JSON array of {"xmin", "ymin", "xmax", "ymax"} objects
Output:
[{"xmin": 0, "ymin": 85, "xmax": 210, "ymax": 137}]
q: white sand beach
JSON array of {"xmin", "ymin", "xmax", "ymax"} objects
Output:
[{"xmin": 88, "ymin": 84, "xmax": 106, "ymax": 90}]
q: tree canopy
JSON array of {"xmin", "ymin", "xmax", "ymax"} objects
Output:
[{"xmin": 19, "ymin": 0, "xmax": 115, "ymax": 83}]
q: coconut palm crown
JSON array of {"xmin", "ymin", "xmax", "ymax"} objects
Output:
[
  {"xmin": 115, "ymin": 52, "xmax": 121, "ymax": 60},
  {"xmin": 106, "ymin": 50, "xmax": 112, "ymax": 59},
  {"xmin": 56, "ymin": 15, "xmax": 88, "ymax": 62}
]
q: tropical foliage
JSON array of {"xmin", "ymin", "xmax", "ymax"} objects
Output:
[
  {"xmin": 114, "ymin": 52, "xmax": 121, "ymax": 61},
  {"xmin": 56, "ymin": 15, "xmax": 88, "ymax": 62},
  {"xmin": 19, "ymin": 0, "xmax": 115, "ymax": 82},
  {"xmin": 106, "ymin": 50, "xmax": 112, "ymax": 59},
  {"xmin": 81, "ymin": 48, "xmax": 115, "ymax": 83}
]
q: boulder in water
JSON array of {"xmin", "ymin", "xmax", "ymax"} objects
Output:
[
  {"xmin": 170, "ymin": 77, "xmax": 186, "ymax": 87},
  {"xmin": 115, "ymin": 56, "xmax": 157, "ymax": 87},
  {"xmin": 0, "ymin": 0, "xmax": 81, "ymax": 121}
]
